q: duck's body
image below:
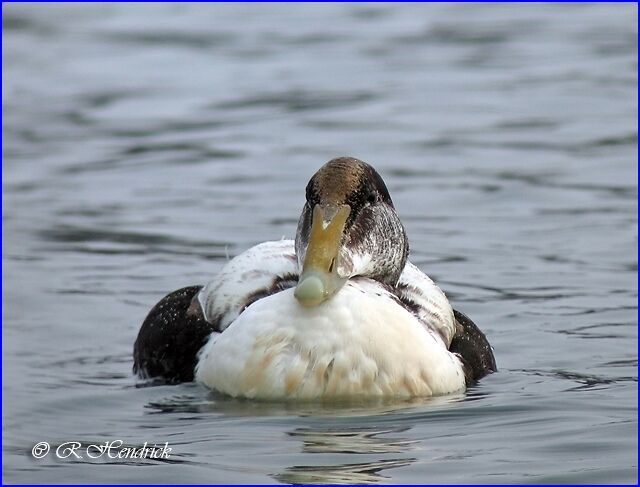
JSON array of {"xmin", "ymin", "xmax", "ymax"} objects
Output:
[
  {"xmin": 134, "ymin": 157, "xmax": 496, "ymax": 398},
  {"xmin": 195, "ymin": 240, "xmax": 465, "ymax": 399}
]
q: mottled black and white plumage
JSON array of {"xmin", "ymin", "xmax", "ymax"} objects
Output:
[{"xmin": 134, "ymin": 157, "xmax": 496, "ymax": 397}]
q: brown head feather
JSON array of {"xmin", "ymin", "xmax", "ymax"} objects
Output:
[{"xmin": 309, "ymin": 157, "xmax": 367, "ymax": 205}]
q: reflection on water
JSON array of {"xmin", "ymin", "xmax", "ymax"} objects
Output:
[
  {"xmin": 275, "ymin": 425, "xmax": 418, "ymax": 484},
  {"xmin": 287, "ymin": 426, "xmax": 416, "ymax": 454},
  {"xmin": 274, "ymin": 458, "xmax": 415, "ymax": 485},
  {"xmin": 142, "ymin": 392, "xmax": 468, "ymax": 483},
  {"xmin": 144, "ymin": 389, "xmax": 467, "ymax": 417}
]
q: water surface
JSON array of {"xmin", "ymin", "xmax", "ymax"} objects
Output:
[{"xmin": 3, "ymin": 3, "xmax": 637, "ymax": 484}]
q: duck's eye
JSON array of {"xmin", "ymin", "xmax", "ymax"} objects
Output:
[
  {"xmin": 306, "ymin": 190, "xmax": 319, "ymax": 207},
  {"xmin": 366, "ymin": 192, "xmax": 377, "ymax": 205}
]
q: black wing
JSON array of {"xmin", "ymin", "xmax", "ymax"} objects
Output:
[
  {"xmin": 449, "ymin": 309, "xmax": 497, "ymax": 385},
  {"xmin": 133, "ymin": 286, "xmax": 216, "ymax": 384}
]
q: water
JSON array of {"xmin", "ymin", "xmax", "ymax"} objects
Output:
[{"xmin": 2, "ymin": 3, "xmax": 637, "ymax": 483}]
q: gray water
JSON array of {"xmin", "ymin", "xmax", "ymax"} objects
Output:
[{"xmin": 2, "ymin": 3, "xmax": 637, "ymax": 484}]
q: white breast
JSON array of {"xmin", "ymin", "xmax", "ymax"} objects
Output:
[{"xmin": 195, "ymin": 279, "xmax": 465, "ymax": 399}]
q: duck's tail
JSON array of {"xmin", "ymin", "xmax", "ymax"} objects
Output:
[
  {"xmin": 450, "ymin": 309, "xmax": 497, "ymax": 385},
  {"xmin": 133, "ymin": 286, "xmax": 215, "ymax": 384}
]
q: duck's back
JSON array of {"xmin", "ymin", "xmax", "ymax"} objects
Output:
[{"xmin": 197, "ymin": 240, "xmax": 299, "ymax": 331}]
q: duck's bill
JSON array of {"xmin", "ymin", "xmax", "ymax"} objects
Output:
[{"xmin": 295, "ymin": 204, "xmax": 350, "ymax": 307}]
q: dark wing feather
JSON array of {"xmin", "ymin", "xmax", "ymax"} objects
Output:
[
  {"xmin": 133, "ymin": 286, "xmax": 216, "ymax": 384},
  {"xmin": 449, "ymin": 309, "xmax": 497, "ymax": 385}
]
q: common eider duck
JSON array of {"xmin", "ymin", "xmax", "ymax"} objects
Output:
[{"xmin": 134, "ymin": 157, "xmax": 496, "ymax": 398}]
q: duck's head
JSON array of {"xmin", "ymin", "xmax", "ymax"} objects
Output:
[{"xmin": 294, "ymin": 157, "xmax": 409, "ymax": 307}]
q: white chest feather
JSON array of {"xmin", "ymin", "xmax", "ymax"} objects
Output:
[{"xmin": 195, "ymin": 281, "xmax": 465, "ymax": 399}]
